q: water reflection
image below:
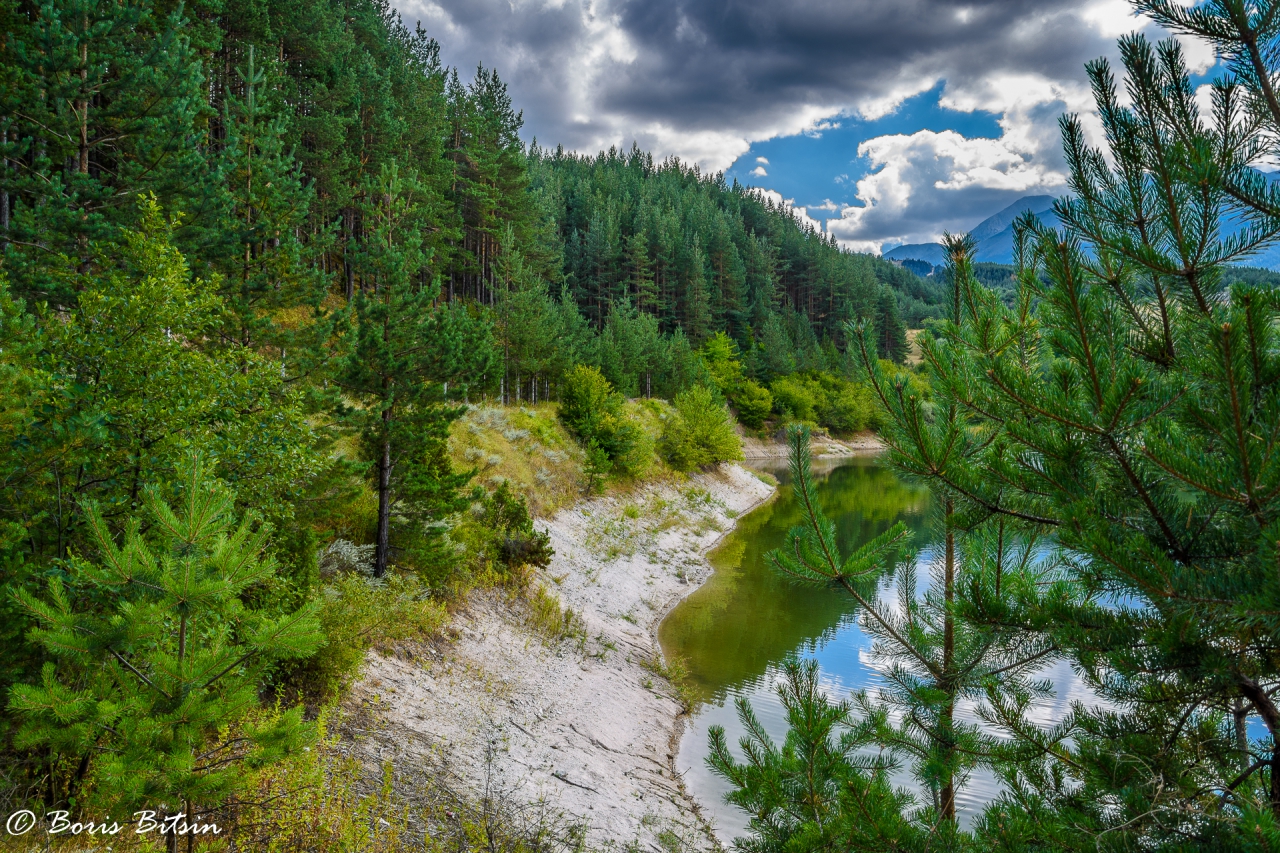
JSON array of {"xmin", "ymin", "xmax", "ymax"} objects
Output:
[
  {"xmin": 659, "ymin": 455, "xmax": 1093, "ymax": 842},
  {"xmin": 660, "ymin": 456, "xmax": 934, "ymax": 704}
]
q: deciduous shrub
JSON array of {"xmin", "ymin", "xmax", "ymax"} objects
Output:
[
  {"xmin": 480, "ymin": 481, "xmax": 553, "ymax": 575},
  {"xmin": 770, "ymin": 372, "xmax": 879, "ymax": 434},
  {"xmin": 288, "ymin": 571, "xmax": 447, "ymax": 700},
  {"xmin": 661, "ymin": 385, "xmax": 744, "ymax": 471},
  {"xmin": 558, "ymin": 365, "xmax": 644, "ymax": 476},
  {"xmin": 770, "ymin": 375, "xmax": 818, "ymax": 423},
  {"xmin": 733, "ymin": 379, "xmax": 774, "ymax": 429}
]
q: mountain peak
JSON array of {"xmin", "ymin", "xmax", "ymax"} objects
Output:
[
  {"xmin": 967, "ymin": 195, "xmax": 1056, "ymax": 242},
  {"xmin": 882, "ymin": 193, "xmax": 1061, "ymax": 268}
]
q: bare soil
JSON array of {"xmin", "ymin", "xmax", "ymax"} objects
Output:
[{"xmin": 342, "ymin": 464, "xmax": 775, "ymax": 851}]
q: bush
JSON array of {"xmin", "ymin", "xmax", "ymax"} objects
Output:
[
  {"xmin": 558, "ymin": 364, "xmax": 643, "ymax": 475},
  {"xmin": 287, "ymin": 571, "xmax": 446, "ymax": 699},
  {"xmin": 820, "ymin": 384, "xmax": 877, "ymax": 434},
  {"xmin": 479, "ymin": 481, "xmax": 553, "ymax": 574},
  {"xmin": 770, "ymin": 372, "xmax": 878, "ymax": 434},
  {"xmin": 733, "ymin": 379, "xmax": 774, "ymax": 429},
  {"xmin": 661, "ymin": 385, "xmax": 744, "ymax": 472},
  {"xmin": 701, "ymin": 331, "xmax": 745, "ymax": 393},
  {"xmin": 770, "ymin": 375, "xmax": 818, "ymax": 422}
]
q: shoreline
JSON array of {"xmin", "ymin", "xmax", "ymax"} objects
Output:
[
  {"xmin": 649, "ymin": 475, "xmax": 781, "ymax": 843},
  {"xmin": 739, "ymin": 430, "xmax": 885, "ymax": 459},
  {"xmin": 343, "ymin": 463, "xmax": 776, "ymax": 850}
]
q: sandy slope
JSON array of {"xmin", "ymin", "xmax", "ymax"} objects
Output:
[
  {"xmin": 739, "ymin": 431, "xmax": 884, "ymax": 458},
  {"xmin": 344, "ymin": 463, "xmax": 775, "ymax": 851}
]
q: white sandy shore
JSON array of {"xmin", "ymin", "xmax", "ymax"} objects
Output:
[
  {"xmin": 739, "ymin": 431, "xmax": 885, "ymax": 459},
  {"xmin": 343, "ymin": 463, "xmax": 775, "ymax": 851}
]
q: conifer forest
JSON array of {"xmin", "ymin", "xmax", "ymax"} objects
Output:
[{"xmin": 4, "ymin": 0, "xmax": 1280, "ymax": 850}]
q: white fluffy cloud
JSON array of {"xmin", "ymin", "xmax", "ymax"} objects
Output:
[
  {"xmin": 396, "ymin": 0, "xmax": 1218, "ymax": 248},
  {"xmin": 825, "ymin": 127, "xmax": 1070, "ymax": 249}
]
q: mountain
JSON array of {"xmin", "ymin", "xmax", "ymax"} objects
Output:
[
  {"xmin": 885, "ymin": 176, "xmax": 1280, "ymax": 271},
  {"xmin": 882, "ymin": 242, "xmax": 948, "ymax": 266},
  {"xmin": 882, "ymin": 195, "xmax": 1058, "ymax": 269}
]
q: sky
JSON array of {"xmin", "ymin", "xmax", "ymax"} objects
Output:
[{"xmin": 393, "ymin": 0, "xmax": 1219, "ymax": 253}]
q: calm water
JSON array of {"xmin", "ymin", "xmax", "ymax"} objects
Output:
[{"xmin": 659, "ymin": 456, "xmax": 1094, "ymax": 841}]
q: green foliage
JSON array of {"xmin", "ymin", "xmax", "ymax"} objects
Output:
[
  {"xmin": 733, "ymin": 379, "xmax": 774, "ymax": 430},
  {"xmin": 534, "ymin": 145, "xmax": 940, "ymax": 361},
  {"xmin": 558, "ymin": 365, "xmax": 644, "ymax": 477},
  {"xmin": 479, "ymin": 481, "xmax": 554, "ymax": 573},
  {"xmin": 715, "ymin": 425, "xmax": 1059, "ymax": 842},
  {"xmin": 841, "ymin": 8, "xmax": 1280, "ymax": 843},
  {"xmin": 701, "ymin": 331, "xmax": 746, "ymax": 393},
  {"xmin": 290, "ymin": 571, "xmax": 446, "ymax": 700},
  {"xmin": 336, "ymin": 165, "xmax": 493, "ymax": 577},
  {"xmin": 0, "ymin": 202, "xmax": 322, "ymax": 747},
  {"xmin": 0, "ymin": 0, "xmax": 944, "ymax": 829},
  {"xmin": 0, "ymin": 0, "xmax": 208, "ymax": 309},
  {"xmin": 769, "ymin": 374, "xmax": 819, "ymax": 423},
  {"xmin": 660, "ymin": 386, "xmax": 743, "ymax": 472},
  {"xmin": 709, "ymin": 660, "xmax": 919, "ymax": 852},
  {"xmin": 9, "ymin": 455, "xmax": 323, "ymax": 815},
  {"xmin": 769, "ymin": 372, "xmax": 879, "ymax": 434}
]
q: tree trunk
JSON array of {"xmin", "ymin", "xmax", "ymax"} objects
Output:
[
  {"xmin": 939, "ymin": 497, "xmax": 957, "ymax": 823},
  {"xmin": 1237, "ymin": 677, "xmax": 1280, "ymax": 816},
  {"xmin": 2, "ymin": 125, "xmax": 10, "ymax": 249},
  {"xmin": 374, "ymin": 419, "xmax": 392, "ymax": 578},
  {"xmin": 78, "ymin": 30, "xmax": 89, "ymax": 176},
  {"xmin": 1234, "ymin": 697, "xmax": 1250, "ymax": 774},
  {"xmin": 343, "ymin": 209, "xmax": 355, "ymax": 301}
]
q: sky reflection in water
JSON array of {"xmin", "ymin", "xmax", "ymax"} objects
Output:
[{"xmin": 659, "ymin": 456, "xmax": 1104, "ymax": 841}]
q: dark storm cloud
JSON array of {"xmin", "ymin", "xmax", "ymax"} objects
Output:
[
  {"xmin": 403, "ymin": 0, "xmax": 1131, "ymax": 150},
  {"xmin": 601, "ymin": 0, "xmax": 1112, "ymax": 129},
  {"xmin": 396, "ymin": 0, "xmax": 1193, "ymax": 246}
]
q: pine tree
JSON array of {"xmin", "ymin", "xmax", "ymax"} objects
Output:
[
  {"xmin": 9, "ymin": 454, "xmax": 322, "ymax": 836},
  {"xmin": 0, "ymin": 0, "xmax": 208, "ymax": 307},
  {"xmin": 203, "ymin": 45, "xmax": 330, "ymax": 369},
  {"xmin": 875, "ymin": 286, "xmax": 909, "ymax": 362},
  {"xmin": 841, "ymin": 10, "xmax": 1280, "ymax": 844},
  {"xmin": 719, "ymin": 422, "xmax": 1056, "ymax": 839},
  {"xmin": 708, "ymin": 659, "xmax": 918, "ymax": 852},
  {"xmin": 683, "ymin": 245, "xmax": 713, "ymax": 344},
  {"xmin": 626, "ymin": 228, "xmax": 657, "ymax": 313},
  {"xmin": 337, "ymin": 164, "xmax": 491, "ymax": 577}
]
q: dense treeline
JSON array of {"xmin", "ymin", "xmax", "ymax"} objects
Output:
[
  {"xmin": 531, "ymin": 145, "xmax": 917, "ymax": 362},
  {"xmin": 0, "ymin": 0, "xmax": 926, "ymax": 831}
]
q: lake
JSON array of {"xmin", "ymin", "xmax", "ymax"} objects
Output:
[{"xmin": 658, "ymin": 455, "xmax": 1096, "ymax": 842}]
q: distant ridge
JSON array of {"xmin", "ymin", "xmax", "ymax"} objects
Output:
[
  {"xmin": 883, "ymin": 195, "xmax": 1058, "ymax": 268},
  {"xmin": 884, "ymin": 179, "xmax": 1280, "ymax": 271}
]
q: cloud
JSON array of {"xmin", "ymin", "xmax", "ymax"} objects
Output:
[
  {"xmin": 825, "ymin": 127, "xmax": 1069, "ymax": 249},
  {"xmin": 751, "ymin": 165, "xmax": 768, "ymax": 176},
  {"xmin": 398, "ymin": 0, "xmax": 1192, "ymax": 165},
  {"xmin": 395, "ymin": 0, "xmax": 1216, "ymax": 247},
  {"xmin": 756, "ymin": 156, "xmax": 769, "ymax": 164}
]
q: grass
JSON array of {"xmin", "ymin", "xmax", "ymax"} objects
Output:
[
  {"xmin": 524, "ymin": 582, "xmax": 587, "ymax": 647},
  {"xmin": 641, "ymin": 653, "xmax": 700, "ymax": 713},
  {"xmin": 450, "ymin": 403, "xmax": 586, "ymax": 517},
  {"xmin": 582, "ymin": 483, "xmax": 731, "ymax": 564},
  {"xmin": 751, "ymin": 469, "xmax": 779, "ymax": 488}
]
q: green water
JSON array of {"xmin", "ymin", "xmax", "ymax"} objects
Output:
[
  {"xmin": 661, "ymin": 456, "xmax": 1095, "ymax": 839},
  {"xmin": 661, "ymin": 456, "xmax": 1095, "ymax": 840},
  {"xmin": 660, "ymin": 455, "xmax": 934, "ymax": 703}
]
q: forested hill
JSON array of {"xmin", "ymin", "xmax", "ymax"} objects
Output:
[
  {"xmin": 531, "ymin": 146, "xmax": 937, "ymax": 362},
  {"xmin": 0, "ymin": 0, "xmax": 935, "ymax": 386},
  {"xmin": 0, "ymin": 0, "xmax": 939, "ymax": 815}
]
